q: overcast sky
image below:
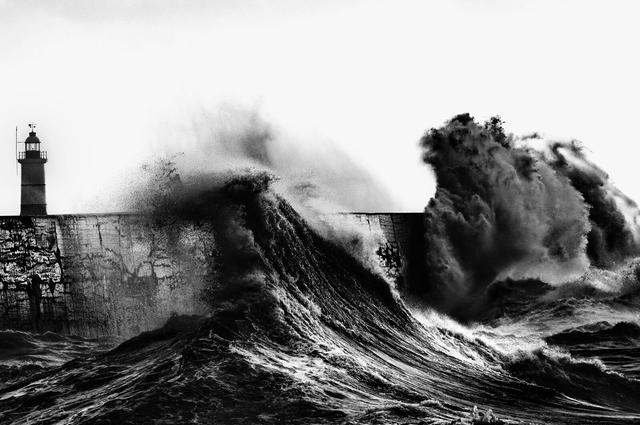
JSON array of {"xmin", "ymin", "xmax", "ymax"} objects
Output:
[{"xmin": 1, "ymin": 0, "xmax": 639, "ymax": 214}]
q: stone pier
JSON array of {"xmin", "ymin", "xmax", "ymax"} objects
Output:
[{"xmin": 0, "ymin": 213, "xmax": 423, "ymax": 337}]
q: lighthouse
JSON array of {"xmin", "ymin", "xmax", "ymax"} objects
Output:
[{"xmin": 17, "ymin": 124, "xmax": 48, "ymax": 215}]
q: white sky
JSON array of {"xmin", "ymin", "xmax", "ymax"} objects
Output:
[{"xmin": 1, "ymin": 0, "xmax": 639, "ymax": 214}]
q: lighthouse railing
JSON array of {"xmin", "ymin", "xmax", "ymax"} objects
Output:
[{"xmin": 17, "ymin": 151, "xmax": 47, "ymax": 160}]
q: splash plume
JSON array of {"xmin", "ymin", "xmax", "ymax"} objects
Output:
[
  {"xmin": 414, "ymin": 114, "xmax": 591, "ymax": 319},
  {"xmin": 532, "ymin": 138, "xmax": 640, "ymax": 267}
]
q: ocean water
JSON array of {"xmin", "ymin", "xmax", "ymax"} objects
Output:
[{"xmin": 1, "ymin": 173, "xmax": 639, "ymax": 425}]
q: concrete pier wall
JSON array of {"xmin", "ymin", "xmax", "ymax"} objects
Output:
[
  {"xmin": 349, "ymin": 213, "xmax": 425, "ymax": 284},
  {"xmin": 0, "ymin": 213, "xmax": 423, "ymax": 337},
  {"xmin": 0, "ymin": 215, "xmax": 213, "ymax": 337}
]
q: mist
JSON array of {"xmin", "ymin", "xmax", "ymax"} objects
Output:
[{"xmin": 117, "ymin": 105, "xmax": 398, "ymax": 216}]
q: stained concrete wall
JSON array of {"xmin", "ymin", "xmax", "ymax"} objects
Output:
[
  {"xmin": 350, "ymin": 213, "xmax": 425, "ymax": 286},
  {"xmin": 0, "ymin": 213, "xmax": 423, "ymax": 337},
  {"xmin": 0, "ymin": 215, "xmax": 213, "ymax": 338}
]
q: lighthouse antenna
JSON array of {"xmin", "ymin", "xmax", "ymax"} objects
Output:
[{"xmin": 15, "ymin": 125, "xmax": 18, "ymax": 175}]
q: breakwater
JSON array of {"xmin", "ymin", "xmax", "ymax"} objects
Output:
[{"xmin": 0, "ymin": 213, "xmax": 423, "ymax": 337}]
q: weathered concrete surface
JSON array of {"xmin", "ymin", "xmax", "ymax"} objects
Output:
[
  {"xmin": 350, "ymin": 213, "xmax": 425, "ymax": 287},
  {"xmin": 0, "ymin": 215, "xmax": 213, "ymax": 337},
  {"xmin": 0, "ymin": 213, "xmax": 423, "ymax": 337}
]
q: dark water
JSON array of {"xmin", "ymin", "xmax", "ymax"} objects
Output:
[{"xmin": 1, "ymin": 175, "xmax": 640, "ymax": 425}]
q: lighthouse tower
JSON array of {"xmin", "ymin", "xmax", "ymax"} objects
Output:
[{"xmin": 17, "ymin": 124, "xmax": 48, "ymax": 215}]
